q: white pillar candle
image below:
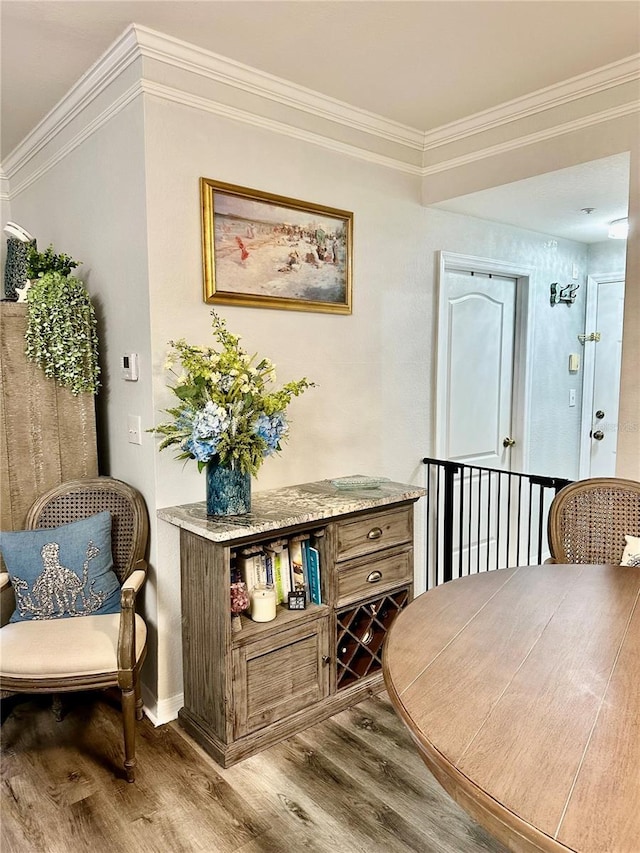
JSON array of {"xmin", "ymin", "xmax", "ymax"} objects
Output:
[{"xmin": 249, "ymin": 584, "xmax": 277, "ymax": 622}]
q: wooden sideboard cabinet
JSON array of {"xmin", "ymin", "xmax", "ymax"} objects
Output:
[{"xmin": 158, "ymin": 478, "xmax": 425, "ymax": 767}]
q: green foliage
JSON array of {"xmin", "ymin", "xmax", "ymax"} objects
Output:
[
  {"xmin": 150, "ymin": 311, "xmax": 314, "ymax": 475},
  {"xmin": 26, "ymin": 243, "xmax": 80, "ymax": 278},
  {"xmin": 24, "ymin": 271, "xmax": 100, "ymax": 396}
]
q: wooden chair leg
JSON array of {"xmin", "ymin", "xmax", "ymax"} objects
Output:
[
  {"xmin": 135, "ymin": 678, "xmax": 144, "ymax": 722},
  {"xmin": 121, "ymin": 687, "xmax": 137, "ymax": 783}
]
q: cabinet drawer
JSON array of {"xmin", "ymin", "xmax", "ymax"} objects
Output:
[
  {"xmin": 335, "ymin": 506, "xmax": 412, "ymax": 562},
  {"xmin": 232, "ymin": 615, "xmax": 329, "ymax": 738},
  {"xmin": 337, "ymin": 548, "xmax": 412, "ymax": 606}
]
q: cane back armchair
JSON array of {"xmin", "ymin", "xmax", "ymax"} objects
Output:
[
  {"xmin": 547, "ymin": 477, "xmax": 640, "ymax": 564},
  {"xmin": 0, "ymin": 477, "xmax": 149, "ymax": 782}
]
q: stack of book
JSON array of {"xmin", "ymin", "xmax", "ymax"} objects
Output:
[{"xmin": 236, "ymin": 534, "xmax": 322, "ymax": 605}]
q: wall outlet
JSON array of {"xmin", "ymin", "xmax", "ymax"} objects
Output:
[
  {"xmin": 127, "ymin": 414, "xmax": 142, "ymax": 445},
  {"xmin": 569, "ymin": 389, "xmax": 576, "ymax": 407}
]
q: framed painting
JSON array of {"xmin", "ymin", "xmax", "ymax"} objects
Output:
[{"xmin": 201, "ymin": 178, "xmax": 353, "ymax": 314}]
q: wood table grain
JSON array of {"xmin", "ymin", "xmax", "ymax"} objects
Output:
[{"xmin": 383, "ymin": 564, "xmax": 640, "ymax": 853}]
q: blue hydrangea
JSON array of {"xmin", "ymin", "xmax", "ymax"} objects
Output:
[
  {"xmin": 180, "ymin": 402, "xmax": 230, "ymax": 462},
  {"xmin": 253, "ymin": 412, "xmax": 288, "ymax": 455}
]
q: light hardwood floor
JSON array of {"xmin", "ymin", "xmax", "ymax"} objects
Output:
[{"xmin": 1, "ymin": 691, "xmax": 507, "ymax": 853}]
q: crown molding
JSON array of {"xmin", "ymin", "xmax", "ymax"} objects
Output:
[
  {"xmin": 142, "ymin": 80, "xmax": 422, "ymax": 176},
  {"xmin": 7, "ymin": 83, "xmax": 143, "ymax": 199},
  {"xmin": 1, "ymin": 22, "xmax": 637, "ymax": 192},
  {"xmin": 421, "ymin": 101, "xmax": 640, "ymax": 177},
  {"xmin": 0, "ymin": 168, "xmax": 9, "ymax": 201},
  {"xmin": 2, "ymin": 25, "xmax": 140, "ymax": 180},
  {"xmin": 133, "ymin": 24, "xmax": 424, "ymax": 152},
  {"xmin": 423, "ymin": 53, "xmax": 640, "ymax": 151}
]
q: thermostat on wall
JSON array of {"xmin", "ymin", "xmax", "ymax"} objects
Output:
[{"xmin": 121, "ymin": 353, "xmax": 139, "ymax": 381}]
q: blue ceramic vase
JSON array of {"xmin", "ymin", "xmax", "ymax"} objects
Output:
[{"xmin": 205, "ymin": 458, "xmax": 251, "ymax": 516}]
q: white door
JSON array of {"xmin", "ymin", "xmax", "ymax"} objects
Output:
[
  {"xmin": 437, "ymin": 269, "xmax": 517, "ymax": 469},
  {"xmin": 435, "ymin": 254, "xmax": 530, "ymax": 580},
  {"xmin": 580, "ymin": 276, "xmax": 625, "ymax": 477}
]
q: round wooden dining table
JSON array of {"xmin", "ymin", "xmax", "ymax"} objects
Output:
[{"xmin": 383, "ymin": 564, "xmax": 640, "ymax": 853}]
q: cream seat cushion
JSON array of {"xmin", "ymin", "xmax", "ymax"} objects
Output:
[{"xmin": 0, "ymin": 613, "xmax": 146, "ymax": 678}]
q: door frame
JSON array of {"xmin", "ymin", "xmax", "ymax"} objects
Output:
[
  {"xmin": 578, "ymin": 271, "xmax": 625, "ymax": 478},
  {"xmin": 435, "ymin": 251, "xmax": 534, "ymax": 473}
]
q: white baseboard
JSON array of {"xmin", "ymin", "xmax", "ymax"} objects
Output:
[{"xmin": 140, "ymin": 684, "xmax": 184, "ymax": 726}]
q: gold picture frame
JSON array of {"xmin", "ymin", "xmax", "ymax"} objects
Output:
[{"xmin": 201, "ymin": 178, "xmax": 353, "ymax": 314}]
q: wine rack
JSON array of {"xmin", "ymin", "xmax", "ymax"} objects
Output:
[{"xmin": 336, "ymin": 588, "xmax": 410, "ymax": 689}]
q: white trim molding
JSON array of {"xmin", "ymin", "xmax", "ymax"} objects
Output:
[
  {"xmin": 134, "ymin": 24, "xmax": 424, "ymax": 152},
  {"xmin": 423, "ymin": 53, "xmax": 640, "ymax": 151},
  {"xmin": 1, "ymin": 19, "xmax": 638, "ymax": 194},
  {"xmin": 141, "ymin": 79, "xmax": 422, "ymax": 176},
  {"xmin": 0, "ymin": 168, "xmax": 9, "ymax": 201},
  {"xmin": 421, "ymin": 101, "xmax": 640, "ymax": 177},
  {"xmin": 2, "ymin": 27, "xmax": 140, "ymax": 180},
  {"xmin": 140, "ymin": 682, "xmax": 184, "ymax": 726}
]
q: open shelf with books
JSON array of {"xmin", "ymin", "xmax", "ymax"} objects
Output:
[
  {"xmin": 232, "ymin": 528, "xmax": 326, "ymax": 615},
  {"xmin": 159, "ymin": 478, "xmax": 425, "ymax": 767}
]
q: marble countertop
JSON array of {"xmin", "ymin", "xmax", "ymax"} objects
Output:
[{"xmin": 158, "ymin": 477, "xmax": 427, "ymax": 543}]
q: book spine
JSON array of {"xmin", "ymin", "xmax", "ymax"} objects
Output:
[
  {"xmin": 280, "ymin": 545, "xmax": 292, "ymax": 598},
  {"xmin": 289, "ymin": 537, "xmax": 305, "ymax": 592},
  {"xmin": 236, "ymin": 548, "xmax": 257, "ymax": 590},
  {"xmin": 255, "ymin": 550, "xmax": 267, "ymax": 586},
  {"xmin": 307, "ymin": 545, "xmax": 322, "ymax": 605},
  {"xmin": 300, "ymin": 537, "xmax": 311, "ymax": 599},
  {"xmin": 264, "ymin": 551, "xmax": 274, "ymax": 586}
]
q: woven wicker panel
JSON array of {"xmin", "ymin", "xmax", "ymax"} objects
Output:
[
  {"xmin": 26, "ymin": 479, "xmax": 148, "ymax": 583},
  {"xmin": 549, "ymin": 479, "xmax": 640, "ymax": 564}
]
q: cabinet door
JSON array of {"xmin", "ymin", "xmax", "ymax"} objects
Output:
[{"xmin": 233, "ymin": 616, "xmax": 329, "ymax": 738}]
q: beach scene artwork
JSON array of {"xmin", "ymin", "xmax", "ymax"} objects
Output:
[{"xmin": 202, "ymin": 180, "xmax": 352, "ymax": 313}]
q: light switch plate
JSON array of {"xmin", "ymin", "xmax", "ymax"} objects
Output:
[{"xmin": 127, "ymin": 414, "xmax": 142, "ymax": 445}]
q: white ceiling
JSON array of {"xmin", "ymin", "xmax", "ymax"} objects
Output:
[
  {"xmin": 433, "ymin": 153, "xmax": 631, "ymax": 244},
  {"xmin": 1, "ymin": 1, "xmax": 638, "ymax": 243}
]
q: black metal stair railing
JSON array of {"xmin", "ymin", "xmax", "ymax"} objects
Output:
[{"xmin": 422, "ymin": 457, "xmax": 572, "ymax": 587}]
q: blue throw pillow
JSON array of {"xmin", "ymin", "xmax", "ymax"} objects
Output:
[{"xmin": 0, "ymin": 511, "xmax": 121, "ymax": 623}]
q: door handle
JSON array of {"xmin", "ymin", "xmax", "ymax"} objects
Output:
[
  {"xmin": 502, "ymin": 437, "xmax": 516, "ymax": 448},
  {"xmin": 591, "ymin": 429, "xmax": 605, "ymax": 441}
]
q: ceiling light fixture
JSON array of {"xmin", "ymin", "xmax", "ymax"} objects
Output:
[{"xmin": 608, "ymin": 217, "xmax": 629, "ymax": 239}]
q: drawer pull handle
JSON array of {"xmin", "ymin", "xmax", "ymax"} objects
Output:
[
  {"xmin": 367, "ymin": 527, "xmax": 383, "ymax": 540},
  {"xmin": 322, "ymin": 656, "xmax": 331, "ymax": 665},
  {"xmin": 367, "ymin": 570, "xmax": 383, "ymax": 584}
]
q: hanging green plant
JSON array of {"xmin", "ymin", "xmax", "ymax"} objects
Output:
[
  {"xmin": 26, "ymin": 243, "xmax": 80, "ymax": 278},
  {"xmin": 24, "ymin": 271, "xmax": 100, "ymax": 396}
]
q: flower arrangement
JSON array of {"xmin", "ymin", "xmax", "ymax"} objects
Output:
[
  {"xmin": 25, "ymin": 270, "xmax": 100, "ymax": 396},
  {"xmin": 152, "ymin": 311, "xmax": 314, "ymax": 475}
]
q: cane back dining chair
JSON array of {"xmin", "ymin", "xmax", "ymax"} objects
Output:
[
  {"xmin": 547, "ymin": 477, "xmax": 640, "ymax": 564},
  {"xmin": 0, "ymin": 477, "xmax": 149, "ymax": 782}
]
